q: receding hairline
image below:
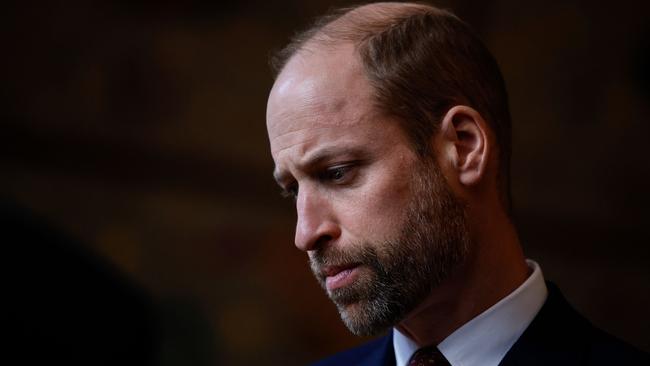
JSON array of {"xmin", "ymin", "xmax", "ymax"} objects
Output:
[
  {"xmin": 273, "ymin": 2, "xmax": 457, "ymax": 75},
  {"xmin": 315, "ymin": 2, "xmax": 439, "ymax": 39}
]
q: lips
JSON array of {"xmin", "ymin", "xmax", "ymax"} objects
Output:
[{"xmin": 322, "ymin": 263, "xmax": 360, "ymax": 291}]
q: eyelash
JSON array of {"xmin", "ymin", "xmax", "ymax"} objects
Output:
[
  {"xmin": 320, "ymin": 165, "xmax": 352, "ymax": 182},
  {"xmin": 279, "ymin": 163, "xmax": 357, "ymax": 200}
]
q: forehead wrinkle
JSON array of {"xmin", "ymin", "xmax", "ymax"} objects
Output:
[
  {"xmin": 274, "ymin": 93, "xmax": 358, "ymax": 125},
  {"xmin": 271, "ymin": 127, "xmax": 333, "ymax": 158},
  {"xmin": 269, "ymin": 98, "xmax": 352, "ymax": 140},
  {"xmin": 272, "ymin": 114, "xmax": 363, "ymax": 141},
  {"xmin": 269, "ymin": 99, "xmax": 371, "ymax": 148},
  {"xmin": 271, "ymin": 110, "xmax": 380, "ymax": 158}
]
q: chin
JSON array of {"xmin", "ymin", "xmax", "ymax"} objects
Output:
[{"xmin": 337, "ymin": 300, "xmax": 395, "ymax": 337}]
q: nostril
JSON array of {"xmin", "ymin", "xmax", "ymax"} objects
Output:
[{"xmin": 314, "ymin": 234, "xmax": 333, "ymax": 250}]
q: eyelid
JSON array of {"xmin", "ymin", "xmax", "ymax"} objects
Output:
[
  {"xmin": 330, "ymin": 164, "xmax": 351, "ymax": 175},
  {"xmin": 277, "ymin": 159, "xmax": 363, "ymax": 199},
  {"xmin": 320, "ymin": 162, "xmax": 357, "ymax": 182}
]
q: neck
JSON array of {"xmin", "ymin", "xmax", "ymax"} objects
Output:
[{"xmin": 395, "ymin": 215, "xmax": 528, "ymax": 347}]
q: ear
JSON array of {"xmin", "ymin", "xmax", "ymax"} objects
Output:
[{"xmin": 437, "ymin": 105, "xmax": 490, "ymax": 186}]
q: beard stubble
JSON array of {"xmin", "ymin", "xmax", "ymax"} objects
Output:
[{"xmin": 309, "ymin": 157, "xmax": 471, "ymax": 336}]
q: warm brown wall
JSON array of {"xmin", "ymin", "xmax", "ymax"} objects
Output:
[{"xmin": 3, "ymin": 1, "xmax": 649, "ymax": 365}]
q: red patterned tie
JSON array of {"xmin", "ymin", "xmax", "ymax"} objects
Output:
[{"xmin": 407, "ymin": 346, "xmax": 451, "ymax": 366}]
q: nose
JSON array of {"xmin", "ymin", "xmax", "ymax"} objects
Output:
[{"xmin": 294, "ymin": 186, "xmax": 341, "ymax": 252}]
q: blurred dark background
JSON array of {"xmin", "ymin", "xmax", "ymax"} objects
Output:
[{"xmin": 2, "ymin": 0, "xmax": 649, "ymax": 365}]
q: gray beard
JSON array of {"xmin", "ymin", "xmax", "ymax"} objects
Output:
[{"xmin": 309, "ymin": 158, "xmax": 470, "ymax": 336}]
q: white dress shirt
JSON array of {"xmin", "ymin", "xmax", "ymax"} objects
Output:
[{"xmin": 393, "ymin": 259, "xmax": 548, "ymax": 366}]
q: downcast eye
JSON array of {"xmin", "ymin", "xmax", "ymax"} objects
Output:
[
  {"xmin": 330, "ymin": 168, "xmax": 345, "ymax": 180},
  {"xmin": 322, "ymin": 165, "xmax": 351, "ymax": 182}
]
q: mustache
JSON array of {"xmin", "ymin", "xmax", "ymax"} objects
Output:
[
  {"xmin": 309, "ymin": 244, "xmax": 379, "ymax": 278},
  {"xmin": 311, "ymin": 245, "xmax": 371, "ymax": 265}
]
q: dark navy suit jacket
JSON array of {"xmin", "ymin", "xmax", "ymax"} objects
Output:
[{"xmin": 311, "ymin": 283, "xmax": 649, "ymax": 366}]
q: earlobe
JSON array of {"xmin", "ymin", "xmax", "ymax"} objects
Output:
[{"xmin": 438, "ymin": 106, "xmax": 489, "ymax": 186}]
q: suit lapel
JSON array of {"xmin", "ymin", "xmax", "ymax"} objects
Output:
[{"xmin": 360, "ymin": 332, "xmax": 396, "ymax": 366}]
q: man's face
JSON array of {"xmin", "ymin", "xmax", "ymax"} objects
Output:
[{"xmin": 266, "ymin": 43, "xmax": 469, "ymax": 335}]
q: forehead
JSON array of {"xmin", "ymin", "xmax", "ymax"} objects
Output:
[{"xmin": 266, "ymin": 43, "xmax": 380, "ymax": 155}]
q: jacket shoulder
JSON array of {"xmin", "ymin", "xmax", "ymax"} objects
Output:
[
  {"xmin": 584, "ymin": 326, "xmax": 649, "ymax": 365},
  {"xmin": 500, "ymin": 282, "xmax": 649, "ymax": 366}
]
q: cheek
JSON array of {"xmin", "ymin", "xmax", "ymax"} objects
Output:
[{"xmin": 339, "ymin": 169, "xmax": 414, "ymax": 241}]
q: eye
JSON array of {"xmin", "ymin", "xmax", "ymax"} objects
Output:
[{"xmin": 320, "ymin": 165, "xmax": 352, "ymax": 183}]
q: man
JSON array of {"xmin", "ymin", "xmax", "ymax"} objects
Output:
[{"xmin": 266, "ymin": 2, "xmax": 648, "ymax": 365}]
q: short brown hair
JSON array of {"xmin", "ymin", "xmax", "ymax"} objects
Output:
[{"xmin": 271, "ymin": 2, "xmax": 513, "ymax": 211}]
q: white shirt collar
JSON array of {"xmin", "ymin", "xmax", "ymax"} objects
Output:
[{"xmin": 393, "ymin": 259, "xmax": 548, "ymax": 366}]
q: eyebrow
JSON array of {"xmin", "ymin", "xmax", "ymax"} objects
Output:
[{"xmin": 273, "ymin": 146, "xmax": 368, "ymax": 186}]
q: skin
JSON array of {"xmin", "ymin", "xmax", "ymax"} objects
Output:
[{"xmin": 266, "ymin": 26, "xmax": 529, "ymax": 346}]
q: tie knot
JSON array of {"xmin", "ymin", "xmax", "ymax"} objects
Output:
[{"xmin": 407, "ymin": 346, "xmax": 451, "ymax": 366}]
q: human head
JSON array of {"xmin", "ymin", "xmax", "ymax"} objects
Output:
[
  {"xmin": 266, "ymin": 2, "xmax": 513, "ymax": 336},
  {"xmin": 271, "ymin": 2, "xmax": 513, "ymax": 211}
]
